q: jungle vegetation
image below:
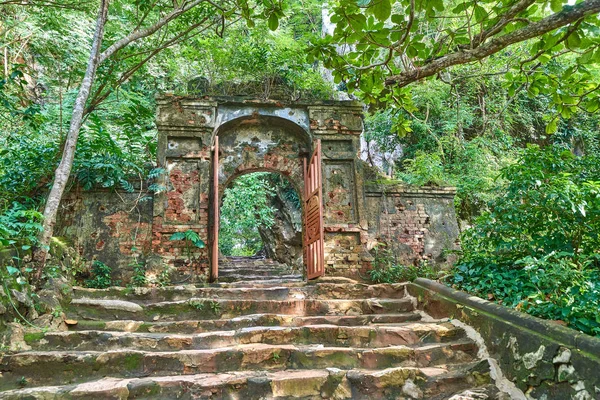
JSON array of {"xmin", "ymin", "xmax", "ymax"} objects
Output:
[{"xmin": 0, "ymin": 0, "xmax": 599, "ymax": 335}]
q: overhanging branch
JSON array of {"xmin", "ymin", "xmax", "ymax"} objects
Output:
[{"xmin": 385, "ymin": 0, "xmax": 600, "ymax": 87}]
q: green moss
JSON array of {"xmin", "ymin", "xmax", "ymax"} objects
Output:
[
  {"xmin": 23, "ymin": 331, "xmax": 46, "ymax": 343},
  {"xmin": 123, "ymin": 353, "xmax": 144, "ymax": 371},
  {"xmin": 472, "ymin": 371, "xmax": 491, "ymax": 386},
  {"xmin": 75, "ymin": 320, "xmax": 106, "ymax": 330}
]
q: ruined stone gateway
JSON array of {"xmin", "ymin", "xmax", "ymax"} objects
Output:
[
  {"xmin": 3, "ymin": 97, "xmax": 600, "ymax": 400},
  {"xmin": 57, "ymin": 96, "xmax": 460, "ymax": 283}
]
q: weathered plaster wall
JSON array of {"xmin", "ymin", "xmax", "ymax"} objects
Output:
[
  {"xmin": 365, "ymin": 184, "xmax": 460, "ymax": 268},
  {"xmin": 216, "ymin": 118, "xmax": 310, "ymax": 196},
  {"xmin": 55, "ymin": 96, "xmax": 462, "ymax": 283},
  {"xmin": 55, "ymin": 189, "xmax": 153, "ymax": 282},
  {"xmin": 409, "ymin": 279, "xmax": 600, "ymax": 400}
]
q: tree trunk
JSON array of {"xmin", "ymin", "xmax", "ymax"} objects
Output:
[{"xmin": 33, "ymin": 0, "xmax": 111, "ymax": 278}]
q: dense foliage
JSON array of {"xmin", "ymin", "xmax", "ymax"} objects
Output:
[
  {"xmin": 451, "ymin": 146, "xmax": 600, "ymax": 336},
  {"xmin": 219, "ymin": 172, "xmax": 295, "ymax": 256}
]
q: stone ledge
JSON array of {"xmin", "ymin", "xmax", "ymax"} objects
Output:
[
  {"xmin": 156, "ymin": 94, "xmax": 363, "ymax": 109},
  {"xmin": 411, "ymin": 279, "xmax": 600, "ymax": 357},
  {"xmin": 365, "ymin": 184, "xmax": 457, "ymax": 197},
  {"xmin": 408, "ymin": 278, "xmax": 600, "ymax": 398}
]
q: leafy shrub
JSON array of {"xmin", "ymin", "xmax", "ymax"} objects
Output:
[
  {"xmin": 453, "ymin": 253, "xmax": 600, "ymax": 336},
  {"xmin": 0, "ymin": 202, "xmax": 44, "ymax": 249},
  {"xmin": 84, "ymin": 261, "xmax": 113, "ymax": 289},
  {"xmin": 397, "ymin": 151, "xmax": 445, "ymax": 186},
  {"xmin": 368, "ymin": 243, "xmax": 438, "ymax": 283},
  {"xmin": 452, "ymin": 145, "xmax": 600, "ymax": 336},
  {"xmin": 130, "ymin": 260, "xmax": 147, "ymax": 287}
]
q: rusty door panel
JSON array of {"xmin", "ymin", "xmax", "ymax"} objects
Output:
[{"xmin": 303, "ymin": 139, "xmax": 325, "ymax": 280}]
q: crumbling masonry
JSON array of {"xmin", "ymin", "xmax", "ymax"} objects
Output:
[{"xmin": 56, "ymin": 97, "xmax": 460, "ymax": 282}]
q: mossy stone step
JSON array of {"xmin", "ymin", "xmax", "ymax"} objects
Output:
[
  {"xmin": 26, "ymin": 322, "xmax": 466, "ymax": 351},
  {"xmin": 0, "ymin": 363, "xmax": 493, "ymax": 400},
  {"xmin": 0, "ymin": 341, "xmax": 479, "ymax": 390},
  {"xmin": 218, "ymin": 268, "xmax": 293, "ymax": 277},
  {"xmin": 66, "ymin": 297, "xmax": 415, "ymax": 322},
  {"xmin": 70, "ymin": 283, "xmax": 408, "ymax": 302},
  {"xmin": 217, "ymin": 274, "xmax": 304, "ymax": 283},
  {"xmin": 67, "ymin": 312, "xmax": 422, "ymax": 334}
]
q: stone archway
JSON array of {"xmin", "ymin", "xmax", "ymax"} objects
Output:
[
  {"xmin": 208, "ymin": 115, "xmax": 311, "ymax": 280},
  {"xmin": 54, "ymin": 96, "xmax": 461, "ymax": 285},
  {"xmin": 152, "ymin": 97, "xmax": 369, "ymax": 283}
]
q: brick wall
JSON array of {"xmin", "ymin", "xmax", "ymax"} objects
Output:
[{"xmin": 365, "ymin": 185, "xmax": 460, "ymax": 268}]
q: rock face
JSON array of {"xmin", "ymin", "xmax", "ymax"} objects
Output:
[
  {"xmin": 258, "ymin": 185, "xmax": 303, "ymax": 271},
  {"xmin": 0, "ymin": 260, "xmax": 505, "ymax": 399}
]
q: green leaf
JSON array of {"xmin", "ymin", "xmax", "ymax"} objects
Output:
[
  {"xmin": 6, "ymin": 266, "xmax": 19, "ymax": 276},
  {"xmin": 371, "ymin": 0, "xmax": 392, "ymax": 21},
  {"xmin": 267, "ymin": 13, "xmax": 279, "ymax": 31},
  {"xmin": 550, "ymin": 0, "xmax": 563, "ymax": 13},
  {"xmin": 546, "ymin": 117, "xmax": 558, "ymax": 134},
  {"xmin": 474, "ymin": 5, "xmax": 487, "ymax": 22},
  {"xmin": 567, "ymin": 32, "xmax": 581, "ymax": 49},
  {"xmin": 169, "ymin": 232, "xmax": 185, "ymax": 241}
]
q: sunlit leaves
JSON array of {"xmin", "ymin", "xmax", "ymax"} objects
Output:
[
  {"xmin": 368, "ymin": 0, "xmax": 392, "ymax": 21},
  {"xmin": 317, "ymin": 0, "xmax": 600, "ymax": 122}
]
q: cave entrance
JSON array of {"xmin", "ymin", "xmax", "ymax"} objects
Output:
[{"xmin": 217, "ymin": 171, "xmax": 304, "ymax": 280}]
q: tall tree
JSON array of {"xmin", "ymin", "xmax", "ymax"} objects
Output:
[{"xmin": 32, "ymin": 0, "xmax": 285, "ymax": 274}]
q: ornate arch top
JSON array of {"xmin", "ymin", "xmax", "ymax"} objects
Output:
[{"xmin": 214, "ymin": 105, "xmax": 311, "ymax": 141}]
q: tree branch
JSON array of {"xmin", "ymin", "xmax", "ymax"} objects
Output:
[
  {"xmin": 474, "ymin": 0, "xmax": 537, "ymax": 47},
  {"xmin": 98, "ymin": 0, "xmax": 205, "ymax": 64},
  {"xmin": 385, "ymin": 0, "xmax": 600, "ymax": 87}
]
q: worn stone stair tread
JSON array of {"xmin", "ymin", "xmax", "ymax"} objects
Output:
[
  {"xmin": 217, "ymin": 274, "xmax": 304, "ymax": 282},
  {"xmin": 3, "ymin": 339, "xmax": 476, "ymax": 358},
  {"xmin": 67, "ymin": 297, "xmax": 416, "ymax": 322},
  {"xmin": 26, "ymin": 322, "xmax": 465, "ymax": 351},
  {"xmin": 71, "ymin": 282, "xmax": 408, "ymax": 302},
  {"xmin": 68, "ymin": 312, "xmax": 423, "ymax": 333},
  {"xmin": 0, "ymin": 341, "xmax": 481, "ymax": 391},
  {"xmin": 0, "ymin": 364, "xmax": 489, "ymax": 400}
]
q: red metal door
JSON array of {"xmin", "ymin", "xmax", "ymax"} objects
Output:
[
  {"xmin": 303, "ymin": 139, "xmax": 325, "ymax": 280},
  {"xmin": 211, "ymin": 136, "xmax": 219, "ymax": 281}
]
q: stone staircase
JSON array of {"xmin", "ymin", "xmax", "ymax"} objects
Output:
[
  {"xmin": 218, "ymin": 256, "xmax": 303, "ymax": 283},
  {"xmin": 0, "ymin": 263, "xmax": 503, "ymax": 399}
]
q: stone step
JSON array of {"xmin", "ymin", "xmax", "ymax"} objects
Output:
[
  {"xmin": 217, "ymin": 274, "xmax": 304, "ymax": 282},
  {"xmin": 218, "ymin": 263, "xmax": 291, "ymax": 269},
  {"xmin": 68, "ymin": 313, "xmax": 423, "ymax": 333},
  {"xmin": 0, "ymin": 362, "xmax": 492, "ymax": 400},
  {"xmin": 26, "ymin": 322, "xmax": 465, "ymax": 351},
  {"xmin": 346, "ymin": 361, "xmax": 492, "ymax": 400},
  {"xmin": 218, "ymin": 268, "xmax": 295, "ymax": 277},
  {"xmin": 66, "ymin": 297, "xmax": 415, "ymax": 322},
  {"xmin": 70, "ymin": 283, "xmax": 408, "ymax": 302},
  {"xmin": 0, "ymin": 342, "xmax": 479, "ymax": 390}
]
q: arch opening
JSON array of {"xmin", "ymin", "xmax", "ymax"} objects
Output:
[
  {"xmin": 209, "ymin": 114, "xmax": 313, "ymax": 281},
  {"xmin": 218, "ymin": 170, "xmax": 304, "ymax": 276}
]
